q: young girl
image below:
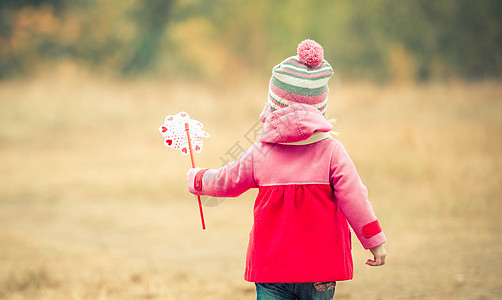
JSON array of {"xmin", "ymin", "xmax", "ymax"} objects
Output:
[{"xmin": 187, "ymin": 39, "xmax": 387, "ymax": 300}]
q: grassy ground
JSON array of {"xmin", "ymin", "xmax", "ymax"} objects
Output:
[{"xmin": 0, "ymin": 69, "xmax": 501, "ymax": 299}]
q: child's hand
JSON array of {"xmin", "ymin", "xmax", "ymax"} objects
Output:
[{"xmin": 366, "ymin": 244, "xmax": 386, "ymax": 267}]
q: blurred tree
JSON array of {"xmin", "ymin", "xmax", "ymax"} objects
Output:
[
  {"xmin": 0, "ymin": 0, "xmax": 501, "ymax": 81},
  {"xmin": 0, "ymin": 0, "xmax": 69, "ymax": 77},
  {"xmin": 121, "ymin": 0, "xmax": 174, "ymax": 75},
  {"xmin": 0, "ymin": 0, "xmax": 68, "ymax": 12},
  {"xmin": 325, "ymin": 0, "xmax": 389, "ymax": 82},
  {"xmin": 378, "ymin": 0, "xmax": 502, "ymax": 81},
  {"xmin": 438, "ymin": 0, "xmax": 502, "ymax": 79}
]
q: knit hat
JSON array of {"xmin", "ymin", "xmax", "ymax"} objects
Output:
[{"xmin": 260, "ymin": 39, "xmax": 334, "ymax": 122}]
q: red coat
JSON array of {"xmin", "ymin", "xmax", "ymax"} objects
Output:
[{"xmin": 188, "ymin": 104, "xmax": 386, "ymax": 283}]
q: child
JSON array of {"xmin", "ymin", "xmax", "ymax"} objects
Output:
[{"xmin": 187, "ymin": 39, "xmax": 387, "ymax": 300}]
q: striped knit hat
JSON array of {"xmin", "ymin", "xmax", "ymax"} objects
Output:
[{"xmin": 261, "ymin": 39, "xmax": 334, "ymax": 122}]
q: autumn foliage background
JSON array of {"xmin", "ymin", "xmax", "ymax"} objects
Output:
[{"xmin": 0, "ymin": 1, "xmax": 501, "ymax": 299}]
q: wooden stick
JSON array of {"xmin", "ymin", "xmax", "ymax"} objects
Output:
[{"xmin": 185, "ymin": 123, "xmax": 206, "ymax": 230}]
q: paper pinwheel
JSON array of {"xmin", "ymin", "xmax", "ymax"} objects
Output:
[
  {"xmin": 159, "ymin": 112, "xmax": 210, "ymax": 155},
  {"xmin": 159, "ymin": 111, "xmax": 210, "ymax": 230}
]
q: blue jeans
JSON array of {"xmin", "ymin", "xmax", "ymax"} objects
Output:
[{"xmin": 256, "ymin": 282, "xmax": 336, "ymax": 300}]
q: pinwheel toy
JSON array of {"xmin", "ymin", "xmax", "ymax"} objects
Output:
[{"xmin": 159, "ymin": 111, "xmax": 210, "ymax": 230}]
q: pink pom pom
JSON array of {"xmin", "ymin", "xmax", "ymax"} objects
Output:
[{"xmin": 297, "ymin": 39, "xmax": 324, "ymax": 68}]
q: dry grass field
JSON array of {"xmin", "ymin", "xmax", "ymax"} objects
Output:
[{"xmin": 0, "ymin": 67, "xmax": 501, "ymax": 299}]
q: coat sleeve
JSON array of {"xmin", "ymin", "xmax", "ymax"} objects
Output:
[
  {"xmin": 330, "ymin": 142, "xmax": 387, "ymax": 249},
  {"xmin": 187, "ymin": 146, "xmax": 257, "ymax": 198}
]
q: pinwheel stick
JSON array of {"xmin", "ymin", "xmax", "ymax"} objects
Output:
[{"xmin": 185, "ymin": 123, "xmax": 206, "ymax": 230}]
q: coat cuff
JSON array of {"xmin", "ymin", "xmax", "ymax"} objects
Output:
[
  {"xmin": 358, "ymin": 220, "xmax": 387, "ymax": 249},
  {"xmin": 194, "ymin": 168, "xmax": 209, "ymax": 191},
  {"xmin": 362, "ymin": 220, "xmax": 382, "ymax": 238},
  {"xmin": 187, "ymin": 168, "xmax": 202, "ymax": 195},
  {"xmin": 187, "ymin": 168, "xmax": 210, "ymax": 195}
]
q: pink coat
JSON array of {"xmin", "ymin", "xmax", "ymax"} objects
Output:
[{"xmin": 187, "ymin": 104, "xmax": 386, "ymax": 283}]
